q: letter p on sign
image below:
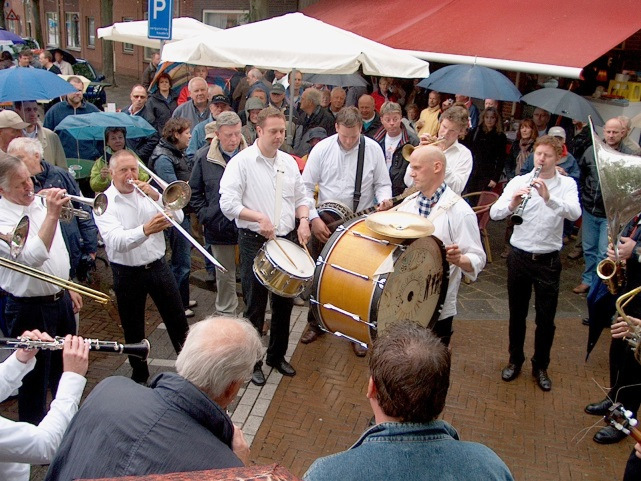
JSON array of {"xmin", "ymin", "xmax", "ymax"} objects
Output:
[{"xmin": 148, "ymin": 0, "xmax": 173, "ymax": 40}]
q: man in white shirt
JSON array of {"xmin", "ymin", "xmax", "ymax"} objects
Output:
[
  {"xmin": 0, "ymin": 329, "xmax": 88, "ymax": 481},
  {"xmin": 397, "ymin": 146, "xmax": 485, "ymax": 346},
  {"xmin": 93, "ymin": 150, "xmax": 189, "ymax": 384},
  {"xmin": 0, "ymin": 153, "xmax": 80, "ymax": 424},
  {"xmin": 299, "ymin": 106, "xmax": 392, "ymax": 356},
  {"xmin": 404, "ymin": 106, "xmax": 472, "ymax": 196},
  {"xmin": 490, "ymin": 136, "xmax": 581, "ymax": 392},
  {"xmin": 220, "ymin": 107, "xmax": 312, "ymax": 386}
]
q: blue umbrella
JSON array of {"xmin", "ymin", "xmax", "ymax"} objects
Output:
[
  {"xmin": 0, "ymin": 28, "xmax": 25, "ymax": 44},
  {"xmin": 418, "ymin": 64, "xmax": 521, "ymax": 101},
  {"xmin": 0, "ymin": 68, "xmax": 78, "ymax": 102},
  {"xmin": 54, "ymin": 112, "xmax": 157, "ymax": 140}
]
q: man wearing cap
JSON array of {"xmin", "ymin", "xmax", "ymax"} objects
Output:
[
  {"xmin": 123, "ymin": 85, "xmax": 159, "ymax": 166},
  {"xmin": 13, "ymin": 101, "xmax": 67, "ymax": 169},
  {"xmin": 269, "ymin": 83, "xmax": 289, "ymax": 112},
  {"xmin": 0, "ymin": 110, "xmax": 30, "ymax": 153},
  {"xmin": 186, "ymin": 94, "xmax": 233, "ymax": 159},
  {"xmin": 293, "ymin": 88, "xmax": 336, "ymax": 156},
  {"xmin": 241, "ymin": 98, "xmax": 265, "ymax": 145},
  {"xmin": 190, "ymin": 111, "xmax": 248, "ymax": 315},
  {"xmin": 327, "ymin": 87, "xmax": 346, "ymax": 119},
  {"xmin": 300, "ymin": 107, "xmax": 392, "ymax": 356},
  {"xmin": 43, "ymin": 77, "xmax": 101, "ymax": 161}
]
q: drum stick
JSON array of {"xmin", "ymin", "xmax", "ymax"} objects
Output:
[
  {"xmin": 302, "ymin": 242, "xmax": 312, "ymax": 259},
  {"xmin": 274, "ymin": 238, "xmax": 299, "ymax": 269}
]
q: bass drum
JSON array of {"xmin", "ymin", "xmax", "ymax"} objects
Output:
[{"xmin": 311, "ymin": 217, "xmax": 448, "ymax": 347}]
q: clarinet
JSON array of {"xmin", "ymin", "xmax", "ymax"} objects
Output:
[
  {"xmin": 0, "ymin": 337, "xmax": 150, "ymax": 360},
  {"xmin": 510, "ymin": 165, "xmax": 543, "ymax": 226}
]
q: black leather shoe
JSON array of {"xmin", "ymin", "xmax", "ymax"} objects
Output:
[
  {"xmin": 266, "ymin": 359, "xmax": 296, "ymax": 377},
  {"xmin": 251, "ymin": 366, "xmax": 266, "ymax": 386},
  {"xmin": 585, "ymin": 398, "xmax": 613, "ymax": 416},
  {"xmin": 533, "ymin": 368, "xmax": 552, "ymax": 391},
  {"xmin": 352, "ymin": 343, "xmax": 368, "ymax": 357},
  {"xmin": 501, "ymin": 363, "xmax": 521, "ymax": 382},
  {"xmin": 300, "ymin": 328, "xmax": 323, "ymax": 344},
  {"xmin": 593, "ymin": 425, "xmax": 628, "ymax": 444},
  {"xmin": 582, "ymin": 317, "xmax": 590, "ymax": 326}
]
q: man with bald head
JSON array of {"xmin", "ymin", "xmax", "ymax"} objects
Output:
[
  {"xmin": 173, "ymin": 77, "xmax": 211, "ymax": 129},
  {"xmin": 358, "ymin": 94, "xmax": 381, "ymax": 138},
  {"xmin": 396, "ymin": 146, "xmax": 485, "ymax": 345}
]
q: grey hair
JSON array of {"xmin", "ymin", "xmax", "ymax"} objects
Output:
[
  {"xmin": 108, "ymin": 149, "xmax": 137, "ymax": 170},
  {"xmin": 215, "ymin": 111, "xmax": 242, "ymax": 130},
  {"xmin": 7, "ymin": 137, "xmax": 44, "ymax": 158},
  {"xmin": 247, "ymin": 68, "xmax": 263, "ymax": 81},
  {"xmin": 188, "ymin": 76, "xmax": 207, "ymax": 92},
  {"xmin": 175, "ymin": 316, "xmax": 264, "ymax": 399},
  {"xmin": 380, "ymin": 101, "xmax": 402, "ymax": 116},
  {"xmin": 617, "ymin": 115, "xmax": 631, "ymax": 133},
  {"xmin": 304, "ymin": 88, "xmax": 322, "ymax": 107},
  {"xmin": 0, "ymin": 152, "xmax": 25, "ymax": 191}
]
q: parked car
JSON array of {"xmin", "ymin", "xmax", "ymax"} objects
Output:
[
  {"xmin": 20, "ymin": 37, "xmax": 40, "ymax": 50},
  {"xmin": 73, "ymin": 58, "xmax": 109, "ymax": 110}
]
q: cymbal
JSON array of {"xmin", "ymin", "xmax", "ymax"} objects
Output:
[{"xmin": 365, "ymin": 211, "xmax": 434, "ymax": 238}]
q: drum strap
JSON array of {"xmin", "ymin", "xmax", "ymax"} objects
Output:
[
  {"xmin": 427, "ymin": 195, "xmax": 460, "ymax": 223},
  {"xmin": 273, "ymin": 157, "xmax": 285, "ymax": 230},
  {"xmin": 352, "ymin": 135, "xmax": 366, "ymax": 212}
]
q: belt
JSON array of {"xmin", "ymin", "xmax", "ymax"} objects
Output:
[
  {"xmin": 10, "ymin": 290, "xmax": 65, "ymax": 304},
  {"xmin": 111, "ymin": 258, "xmax": 164, "ymax": 271},
  {"xmin": 512, "ymin": 246, "xmax": 559, "ymax": 262},
  {"xmin": 239, "ymin": 228, "xmax": 296, "ymax": 242}
]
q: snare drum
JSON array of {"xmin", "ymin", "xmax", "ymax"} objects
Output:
[
  {"xmin": 311, "ymin": 218, "xmax": 448, "ymax": 347},
  {"xmin": 253, "ymin": 239, "xmax": 315, "ymax": 298}
]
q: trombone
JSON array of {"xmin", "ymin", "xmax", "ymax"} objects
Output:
[
  {"xmin": 34, "ymin": 191, "xmax": 108, "ymax": 222},
  {"xmin": 137, "ymin": 161, "xmax": 192, "ymax": 210},
  {"xmin": 127, "ymin": 180, "xmax": 226, "ymax": 272},
  {"xmin": 0, "ymin": 216, "xmax": 111, "ymax": 304}
]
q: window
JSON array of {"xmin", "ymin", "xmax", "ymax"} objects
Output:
[
  {"xmin": 46, "ymin": 12, "xmax": 59, "ymax": 47},
  {"xmin": 87, "ymin": 17, "xmax": 95, "ymax": 48},
  {"xmin": 122, "ymin": 17, "xmax": 134, "ymax": 53},
  {"xmin": 66, "ymin": 13, "xmax": 81, "ymax": 49},
  {"xmin": 202, "ymin": 10, "xmax": 248, "ymax": 29},
  {"xmin": 142, "ymin": 12, "xmax": 154, "ymax": 61}
]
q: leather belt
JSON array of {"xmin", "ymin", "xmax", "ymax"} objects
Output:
[
  {"xmin": 10, "ymin": 290, "xmax": 65, "ymax": 304},
  {"xmin": 512, "ymin": 246, "xmax": 559, "ymax": 262},
  {"xmin": 111, "ymin": 258, "xmax": 164, "ymax": 271}
]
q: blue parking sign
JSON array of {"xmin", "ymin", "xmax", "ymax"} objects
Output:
[{"xmin": 148, "ymin": 0, "xmax": 173, "ymax": 40}]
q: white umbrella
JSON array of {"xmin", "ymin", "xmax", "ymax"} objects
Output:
[
  {"xmin": 160, "ymin": 13, "xmax": 430, "ymax": 78},
  {"xmin": 97, "ymin": 17, "xmax": 221, "ymax": 49}
]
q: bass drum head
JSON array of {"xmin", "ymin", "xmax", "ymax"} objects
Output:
[{"xmin": 372, "ymin": 235, "xmax": 449, "ymax": 340}]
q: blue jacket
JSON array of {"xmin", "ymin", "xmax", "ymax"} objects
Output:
[
  {"xmin": 44, "ymin": 373, "xmax": 242, "ymax": 480},
  {"xmin": 44, "ymin": 101, "xmax": 101, "ymax": 160},
  {"xmin": 186, "ymin": 114, "xmax": 214, "ymax": 160},
  {"xmin": 303, "ymin": 420, "xmax": 513, "ymax": 481},
  {"xmin": 32, "ymin": 161, "xmax": 98, "ymax": 278}
]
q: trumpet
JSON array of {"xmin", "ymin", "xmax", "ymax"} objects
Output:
[
  {"xmin": 0, "ymin": 336, "xmax": 150, "ymax": 360},
  {"xmin": 127, "ymin": 179, "xmax": 226, "ymax": 272},
  {"xmin": 510, "ymin": 165, "xmax": 542, "ymax": 226},
  {"xmin": 402, "ymin": 136, "xmax": 446, "ymax": 161},
  {"xmin": 33, "ymin": 191, "xmax": 108, "ymax": 222},
  {"xmin": 137, "ymin": 162, "xmax": 191, "ymax": 210},
  {"xmin": 0, "ymin": 216, "xmax": 29, "ymax": 259}
]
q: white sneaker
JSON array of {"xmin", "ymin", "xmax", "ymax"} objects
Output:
[
  {"xmin": 188, "ymin": 300, "xmax": 197, "ymax": 308},
  {"xmin": 185, "ymin": 308, "xmax": 195, "ymax": 318}
]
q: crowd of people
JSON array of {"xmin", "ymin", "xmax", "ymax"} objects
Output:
[{"xmin": 1, "ymin": 53, "xmax": 641, "ymax": 480}]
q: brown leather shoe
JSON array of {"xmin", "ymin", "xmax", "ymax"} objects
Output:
[
  {"xmin": 573, "ymin": 283, "xmax": 589, "ymax": 294},
  {"xmin": 352, "ymin": 343, "xmax": 368, "ymax": 357},
  {"xmin": 300, "ymin": 328, "xmax": 323, "ymax": 344}
]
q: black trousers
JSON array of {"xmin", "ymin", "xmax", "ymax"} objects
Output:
[
  {"xmin": 506, "ymin": 247, "xmax": 561, "ymax": 370},
  {"xmin": 239, "ymin": 229, "xmax": 294, "ymax": 365},
  {"xmin": 607, "ymin": 337, "xmax": 641, "ymax": 415},
  {"xmin": 111, "ymin": 258, "xmax": 189, "ymax": 383},
  {"xmin": 5, "ymin": 291, "xmax": 76, "ymax": 424}
]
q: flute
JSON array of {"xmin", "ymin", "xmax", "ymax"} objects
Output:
[{"xmin": 0, "ymin": 337, "xmax": 150, "ymax": 360}]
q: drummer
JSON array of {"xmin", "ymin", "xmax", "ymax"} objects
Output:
[
  {"xmin": 397, "ymin": 145, "xmax": 486, "ymax": 345},
  {"xmin": 220, "ymin": 106, "xmax": 312, "ymax": 386},
  {"xmin": 300, "ymin": 106, "xmax": 392, "ymax": 357}
]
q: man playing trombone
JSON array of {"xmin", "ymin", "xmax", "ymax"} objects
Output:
[
  {"xmin": 93, "ymin": 150, "xmax": 189, "ymax": 385},
  {"xmin": 0, "ymin": 153, "xmax": 79, "ymax": 424}
]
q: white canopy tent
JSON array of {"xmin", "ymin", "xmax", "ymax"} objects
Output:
[
  {"xmin": 97, "ymin": 17, "xmax": 220, "ymax": 49},
  {"xmin": 160, "ymin": 13, "xmax": 430, "ymax": 79}
]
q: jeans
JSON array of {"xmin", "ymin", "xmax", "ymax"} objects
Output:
[
  {"xmin": 166, "ymin": 215, "xmax": 192, "ymax": 308},
  {"xmin": 238, "ymin": 229, "xmax": 293, "ymax": 364},
  {"xmin": 507, "ymin": 248, "xmax": 561, "ymax": 370},
  {"xmin": 5, "ymin": 291, "xmax": 76, "ymax": 424},
  {"xmin": 581, "ymin": 209, "xmax": 608, "ymax": 285},
  {"xmin": 111, "ymin": 258, "xmax": 189, "ymax": 383}
]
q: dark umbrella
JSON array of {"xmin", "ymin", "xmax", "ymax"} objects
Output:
[
  {"xmin": 521, "ymin": 88, "xmax": 604, "ymax": 126},
  {"xmin": 0, "ymin": 68, "xmax": 78, "ymax": 102},
  {"xmin": 0, "ymin": 28, "xmax": 25, "ymax": 44},
  {"xmin": 48, "ymin": 48, "xmax": 77, "ymax": 65},
  {"xmin": 586, "ymin": 276, "xmax": 617, "ymax": 360},
  {"xmin": 418, "ymin": 64, "xmax": 521, "ymax": 101},
  {"xmin": 78, "ymin": 464, "xmax": 302, "ymax": 480},
  {"xmin": 304, "ymin": 73, "xmax": 369, "ymax": 87}
]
